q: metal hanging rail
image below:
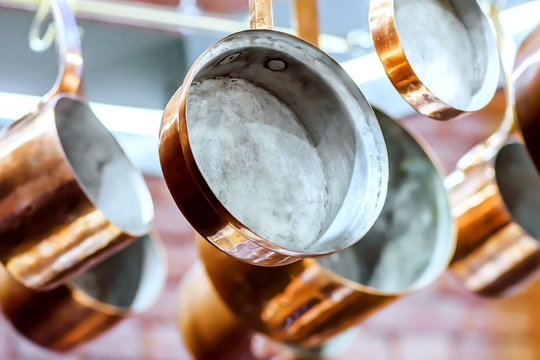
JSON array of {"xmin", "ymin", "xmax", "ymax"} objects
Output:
[{"xmin": 0, "ymin": 0, "xmax": 351, "ymax": 53}]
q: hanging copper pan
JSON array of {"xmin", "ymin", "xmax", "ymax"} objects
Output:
[
  {"xmin": 196, "ymin": 108, "xmax": 455, "ymax": 348},
  {"xmin": 158, "ymin": 0, "xmax": 389, "ymax": 266},
  {"xmin": 0, "ymin": 233, "xmax": 166, "ymax": 352},
  {"xmin": 0, "ymin": 0, "xmax": 154, "ymax": 290},
  {"xmin": 369, "ymin": 0, "xmax": 500, "ymax": 120}
]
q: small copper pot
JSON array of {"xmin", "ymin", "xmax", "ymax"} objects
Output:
[
  {"xmin": 197, "ymin": 109, "xmax": 454, "ymax": 347},
  {"xmin": 0, "ymin": 0, "xmax": 153, "ymax": 290},
  {"xmin": 0, "ymin": 233, "xmax": 166, "ymax": 352},
  {"xmin": 369, "ymin": 0, "xmax": 499, "ymax": 120},
  {"xmin": 448, "ymin": 137, "xmax": 540, "ymax": 297},
  {"xmin": 159, "ymin": 0, "xmax": 389, "ymax": 266}
]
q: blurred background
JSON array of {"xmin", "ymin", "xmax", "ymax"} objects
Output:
[{"xmin": 0, "ymin": 0, "xmax": 540, "ymax": 359}]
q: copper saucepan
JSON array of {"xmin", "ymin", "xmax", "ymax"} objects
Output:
[
  {"xmin": 0, "ymin": 233, "xmax": 166, "ymax": 352},
  {"xmin": 159, "ymin": 0, "xmax": 389, "ymax": 266},
  {"xmin": 197, "ymin": 108, "xmax": 455, "ymax": 348},
  {"xmin": 447, "ymin": 23, "xmax": 540, "ymax": 297},
  {"xmin": 448, "ymin": 138, "xmax": 540, "ymax": 297},
  {"xmin": 0, "ymin": 0, "xmax": 154, "ymax": 290},
  {"xmin": 369, "ymin": 0, "xmax": 500, "ymax": 120}
]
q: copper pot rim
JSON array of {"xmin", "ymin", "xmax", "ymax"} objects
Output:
[
  {"xmin": 310, "ymin": 110, "xmax": 456, "ymax": 297},
  {"xmin": 63, "ymin": 232, "xmax": 168, "ymax": 316},
  {"xmin": 369, "ymin": 0, "xmax": 500, "ymax": 119},
  {"xmin": 48, "ymin": 93, "xmax": 154, "ymax": 237},
  {"xmin": 171, "ymin": 28, "xmax": 388, "ymax": 258}
]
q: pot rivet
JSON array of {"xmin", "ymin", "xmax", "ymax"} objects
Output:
[{"xmin": 266, "ymin": 59, "xmax": 286, "ymax": 71}]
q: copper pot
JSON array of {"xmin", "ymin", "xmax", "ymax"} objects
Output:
[
  {"xmin": 0, "ymin": 233, "xmax": 166, "ymax": 352},
  {"xmin": 369, "ymin": 0, "xmax": 499, "ymax": 120},
  {"xmin": 159, "ymin": 0, "xmax": 388, "ymax": 266},
  {"xmin": 448, "ymin": 137, "xmax": 540, "ymax": 297},
  {"xmin": 0, "ymin": 0, "xmax": 154, "ymax": 290},
  {"xmin": 197, "ymin": 109, "xmax": 454, "ymax": 348}
]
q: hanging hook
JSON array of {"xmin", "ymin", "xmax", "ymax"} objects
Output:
[{"xmin": 31, "ymin": 0, "xmax": 83, "ymax": 101}]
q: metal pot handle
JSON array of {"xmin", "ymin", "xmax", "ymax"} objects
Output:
[
  {"xmin": 294, "ymin": 0, "xmax": 319, "ymax": 47},
  {"xmin": 39, "ymin": 0, "xmax": 83, "ymax": 102},
  {"xmin": 249, "ymin": 0, "xmax": 273, "ymax": 30},
  {"xmin": 452, "ymin": 3, "xmax": 516, "ymax": 173}
]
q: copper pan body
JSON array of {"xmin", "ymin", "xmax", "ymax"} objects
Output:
[
  {"xmin": 178, "ymin": 261, "xmax": 359, "ymax": 360},
  {"xmin": 369, "ymin": 0, "xmax": 499, "ymax": 120},
  {"xmin": 448, "ymin": 136, "xmax": 540, "ymax": 297},
  {"xmin": 0, "ymin": 0, "xmax": 153, "ymax": 290},
  {"xmin": 159, "ymin": 0, "xmax": 388, "ymax": 266},
  {"xmin": 196, "ymin": 110, "xmax": 454, "ymax": 348},
  {"xmin": 0, "ymin": 233, "xmax": 166, "ymax": 352},
  {"xmin": 513, "ymin": 24, "xmax": 540, "ymax": 173}
]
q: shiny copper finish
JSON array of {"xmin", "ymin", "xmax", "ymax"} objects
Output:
[
  {"xmin": 0, "ymin": 0, "xmax": 153, "ymax": 290},
  {"xmin": 198, "ymin": 235, "xmax": 397, "ymax": 348},
  {"xmin": 178, "ymin": 261, "xmax": 358, "ymax": 359},
  {"xmin": 369, "ymin": 0, "xmax": 499, "ymax": 120},
  {"xmin": 448, "ymin": 139, "xmax": 540, "ymax": 297},
  {"xmin": 159, "ymin": 1, "xmax": 388, "ymax": 266},
  {"xmin": 0, "ymin": 234, "xmax": 166, "ymax": 352},
  {"xmin": 197, "ymin": 111, "xmax": 454, "ymax": 347},
  {"xmin": 514, "ymin": 24, "xmax": 540, "ymax": 173}
]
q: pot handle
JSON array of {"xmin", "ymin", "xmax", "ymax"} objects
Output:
[
  {"xmin": 249, "ymin": 0, "xmax": 273, "ymax": 30},
  {"xmin": 294, "ymin": 0, "xmax": 319, "ymax": 47},
  {"xmin": 452, "ymin": 3, "xmax": 516, "ymax": 173},
  {"xmin": 36, "ymin": 0, "xmax": 83, "ymax": 102}
]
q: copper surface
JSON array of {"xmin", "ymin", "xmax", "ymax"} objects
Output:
[
  {"xmin": 159, "ymin": 1, "xmax": 387, "ymax": 265},
  {"xmin": 514, "ymin": 24, "xmax": 540, "ymax": 173},
  {"xmin": 448, "ymin": 139, "xmax": 540, "ymax": 297},
  {"xmin": 0, "ymin": 0, "xmax": 153, "ymax": 290},
  {"xmin": 0, "ymin": 234, "xmax": 166, "ymax": 352},
  {"xmin": 369, "ymin": 0, "xmax": 498, "ymax": 120},
  {"xmin": 198, "ymin": 235, "xmax": 397, "ymax": 348}
]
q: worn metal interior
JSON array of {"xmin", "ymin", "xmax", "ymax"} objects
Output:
[
  {"xmin": 496, "ymin": 142, "xmax": 540, "ymax": 240},
  {"xmin": 319, "ymin": 110, "xmax": 454, "ymax": 292},
  {"xmin": 185, "ymin": 30, "xmax": 388, "ymax": 255},
  {"xmin": 71, "ymin": 234, "xmax": 165, "ymax": 311},
  {"xmin": 56, "ymin": 97, "xmax": 153, "ymax": 235}
]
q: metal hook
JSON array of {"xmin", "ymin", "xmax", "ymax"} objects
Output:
[{"xmin": 40, "ymin": 0, "xmax": 83, "ymax": 101}]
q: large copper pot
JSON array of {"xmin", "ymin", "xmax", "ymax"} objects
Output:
[{"xmin": 159, "ymin": 0, "xmax": 388, "ymax": 266}]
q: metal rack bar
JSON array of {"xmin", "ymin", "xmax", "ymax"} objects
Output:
[{"xmin": 0, "ymin": 0, "xmax": 351, "ymax": 53}]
